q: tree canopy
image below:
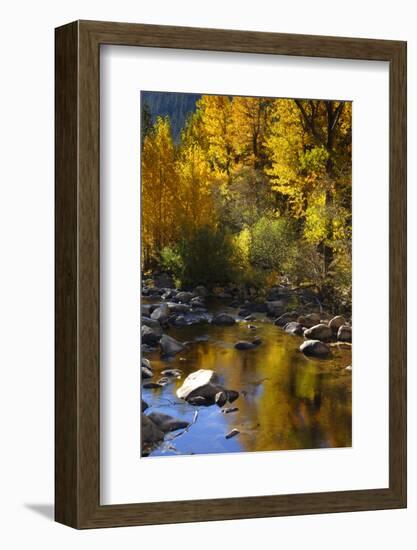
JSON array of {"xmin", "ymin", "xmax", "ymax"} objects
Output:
[{"xmin": 141, "ymin": 93, "xmax": 352, "ymax": 310}]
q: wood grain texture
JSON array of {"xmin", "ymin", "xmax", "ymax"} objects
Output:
[
  {"xmin": 55, "ymin": 21, "xmax": 79, "ymax": 527},
  {"xmin": 55, "ymin": 20, "xmax": 407, "ymax": 529},
  {"xmin": 388, "ymin": 42, "xmax": 407, "ymax": 503}
]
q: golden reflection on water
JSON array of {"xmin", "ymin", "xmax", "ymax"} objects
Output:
[{"xmin": 143, "ymin": 313, "xmax": 352, "ymax": 456}]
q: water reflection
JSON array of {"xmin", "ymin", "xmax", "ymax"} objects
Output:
[{"xmin": 142, "ymin": 307, "xmax": 352, "ymax": 457}]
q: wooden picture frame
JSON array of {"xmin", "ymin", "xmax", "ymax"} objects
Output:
[{"xmin": 55, "ymin": 20, "xmax": 407, "ymax": 528}]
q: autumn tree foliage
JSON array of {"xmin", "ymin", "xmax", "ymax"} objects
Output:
[
  {"xmin": 141, "ymin": 116, "xmax": 178, "ymax": 267},
  {"xmin": 141, "ymin": 94, "xmax": 352, "ymax": 307},
  {"xmin": 266, "ymin": 99, "xmax": 352, "ymax": 273}
]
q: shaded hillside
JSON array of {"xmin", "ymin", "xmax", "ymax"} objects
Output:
[{"xmin": 141, "ymin": 91, "xmax": 201, "ymax": 142}]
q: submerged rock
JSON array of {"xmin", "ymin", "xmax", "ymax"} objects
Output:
[
  {"xmin": 177, "ymin": 369, "xmax": 223, "ymax": 403},
  {"xmin": 170, "ymin": 315, "xmax": 187, "ymax": 327},
  {"xmin": 142, "ymin": 286, "xmax": 162, "ymax": 297},
  {"xmin": 238, "ymin": 310, "xmax": 250, "ymax": 318},
  {"xmin": 337, "ymin": 325, "xmax": 352, "ymax": 342},
  {"xmin": 274, "ymin": 311, "xmax": 299, "ymax": 327},
  {"xmin": 234, "ymin": 340, "xmax": 257, "ymax": 350},
  {"xmin": 161, "ymin": 368, "xmax": 183, "ymax": 378},
  {"xmin": 194, "ymin": 334, "xmax": 209, "ymax": 343},
  {"xmin": 141, "ymin": 358, "xmax": 153, "ymax": 379},
  {"xmin": 190, "ymin": 296, "xmax": 205, "ymax": 307},
  {"xmin": 143, "ymin": 381, "xmax": 164, "ymax": 389},
  {"xmin": 141, "ymin": 413, "xmax": 164, "ymax": 446},
  {"xmin": 141, "ymin": 365, "xmax": 153, "ymax": 379},
  {"xmin": 180, "ymin": 312, "xmax": 211, "ymax": 326},
  {"xmin": 141, "ymin": 399, "xmax": 149, "ymax": 412},
  {"xmin": 226, "ymin": 390, "xmax": 239, "ymax": 403},
  {"xmin": 142, "ymin": 357, "xmax": 152, "ymax": 369},
  {"xmin": 303, "ymin": 323, "xmax": 332, "ymax": 341},
  {"xmin": 142, "ymin": 344, "xmax": 157, "ymax": 354},
  {"xmin": 212, "ymin": 313, "xmax": 236, "ymax": 326},
  {"xmin": 166, "ymin": 302, "xmax": 191, "ymax": 314},
  {"xmin": 150, "ymin": 303, "xmax": 170, "ymax": 323},
  {"xmin": 300, "ymin": 339, "xmax": 330, "ymax": 358},
  {"xmin": 284, "ymin": 321, "xmax": 304, "ymax": 336},
  {"xmin": 142, "ymin": 316, "xmax": 163, "ymax": 334},
  {"xmin": 160, "ymin": 334, "xmax": 185, "ymax": 356},
  {"xmin": 225, "ymin": 428, "xmax": 240, "ymax": 439},
  {"xmin": 222, "ymin": 407, "xmax": 239, "ymax": 414},
  {"xmin": 174, "ymin": 291, "xmax": 194, "ymax": 303},
  {"xmin": 329, "ymin": 315, "xmax": 346, "ymax": 333},
  {"xmin": 161, "ymin": 289, "xmax": 176, "ymax": 300},
  {"xmin": 242, "ymin": 313, "xmax": 256, "ymax": 321},
  {"xmin": 187, "ymin": 396, "xmax": 210, "ymax": 406},
  {"xmin": 141, "ymin": 304, "xmax": 152, "ymax": 317},
  {"xmin": 141, "ymin": 324, "xmax": 161, "ymax": 346},
  {"xmin": 177, "ymin": 369, "xmax": 239, "ymax": 407},
  {"xmin": 147, "ymin": 412, "xmax": 189, "ymax": 432},
  {"xmin": 192, "ymin": 306, "xmax": 208, "ymax": 313},
  {"xmin": 215, "ymin": 391, "xmax": 228, "ymax": 407},
  {"xmin": 297, "ymin": 313, "xmax": 321, "ymax": 328}
]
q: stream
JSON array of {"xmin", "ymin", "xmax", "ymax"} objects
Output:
[{"xmin": 141, "ymin": 297, "xmax": 352, "ymax": 457}]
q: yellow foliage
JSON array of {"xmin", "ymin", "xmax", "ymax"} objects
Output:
[
  {"xmin": 231, "ymin": 96, "xmax": 273, "ymax": 168},
  {"xmin": 176, "ymin": 142, "xmax": 214, "ymax": 231},
  {"xmin": 265, "ymin": 98, "xmax": 352, "ymax": 251},
  {"xmin": 141, "ymin": 116, "xmax": 178, "ymax": 266},
  {"xmin": 233, "ymin": 226, "xmax": 251, "ymax": 265},
  {"xmin": 141, "ymin": 94, "xmax": 352, "ymax": 288},
  {"xmin": 197, "ymin": 95, "xmax": 235, "ymax": 179},
  {"xmin": 265, "ymin": 99, "xmax": 308, "ymax": 216}
]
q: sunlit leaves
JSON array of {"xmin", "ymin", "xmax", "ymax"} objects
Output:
[
  {"xmin": 141, "ymin": 93, "xmax": 352, "ymax": 299},
  {"xmin": 176, "ymin": 142, "xmax": 214, "ymax": 232},
  {"xmin": 141, "ymin": 116, "xmax": 178, "ymax": 267}
]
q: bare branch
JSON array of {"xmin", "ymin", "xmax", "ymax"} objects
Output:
[
  {"xmin": 331, "ymin": 101, "xmax": 345, "ymax": 133},
  {"xmin": 294, "ymin": 99, "xmax": 324, "ymax": 146}
]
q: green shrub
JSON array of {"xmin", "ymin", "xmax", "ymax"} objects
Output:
[
  {"xmin": 284, "ymin": 240, "xmax": 325, "ymax": 286},
  {"xmin": 161, "ymin": 226, "xmax": 239, "ymax": 287},
  {"xmin": 249, "ymin": 216, "xmax": 296, "ymax": 272},
  {"xmin": 160, "ymin": 246, "xmax": 183, "ymax": 284}
]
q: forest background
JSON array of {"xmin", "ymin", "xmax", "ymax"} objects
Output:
[{"xmin": 141, "ymin": 92, "xmax": 352, "ymax": 313}]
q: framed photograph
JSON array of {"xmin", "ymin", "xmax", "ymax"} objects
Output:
[{"xmin": 55, "ymin": 20, "xmax": 407, "ymax": 528}]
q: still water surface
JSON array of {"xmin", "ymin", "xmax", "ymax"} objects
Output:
[{"xmin": 142, "ymin": 301, "xmax": 352, "ymax": 457}]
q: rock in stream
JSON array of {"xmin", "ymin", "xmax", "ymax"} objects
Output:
[{"xmin": 300, "ymin": 339, "xmax": 331, "ymax": 358}]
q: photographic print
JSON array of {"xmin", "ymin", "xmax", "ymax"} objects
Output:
[
  {"xmin": 55, "ymin": 21, "xmax": 406, "ymax": 527},
  {"xmin": 140, "ymin": 91, "xmax": 352, "ymax": 458}
]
